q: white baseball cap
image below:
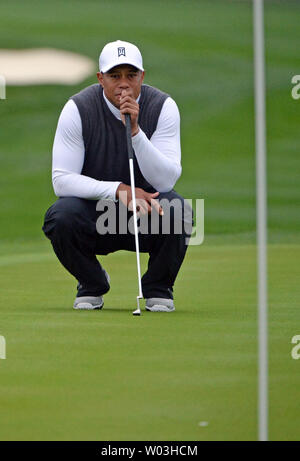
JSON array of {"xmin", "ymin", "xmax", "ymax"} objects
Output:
[{"xmin": 99, "ymin": 40, "xmax": 144, "ymax": 73}]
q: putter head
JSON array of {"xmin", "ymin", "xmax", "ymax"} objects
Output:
[{"xmin": 132, "ymin": 296, "xmax": 142, "ymax": 316}]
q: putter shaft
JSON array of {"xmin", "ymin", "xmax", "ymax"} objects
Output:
[{"xmin": 125, "ymin": 114, "xmax": 143, "ymax": 313}]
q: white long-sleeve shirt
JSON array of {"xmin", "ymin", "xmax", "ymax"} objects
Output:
[{"xmin": 52, "ymin": 89, "xmax": 182, "ymax": 201}]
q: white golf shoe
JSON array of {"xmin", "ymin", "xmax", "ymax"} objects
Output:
[
  {"xmin": 145, "ymin": 298, "xmax": 175, "ymax": 312},
  {"xmin": 73, "ymin": 296, "xmax": 104, "ymax": 310},
  {"xmin": 73, "ymin": 270, "xmax": 110, "ymax": 310}
]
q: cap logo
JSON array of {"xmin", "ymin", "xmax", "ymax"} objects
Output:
[{"xmin": 118, "ymin": 47, "xmax": 126, "ymax": 57}]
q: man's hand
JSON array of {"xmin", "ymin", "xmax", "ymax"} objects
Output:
[
  {"xmin": 116, "ymin": 183, "xmax": 164, "ymax": 216},
  {"xmin": 120, "ymin": 90, "xmax": 140, "ymax": 136}
]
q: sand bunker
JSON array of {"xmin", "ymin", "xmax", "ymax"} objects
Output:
[{"xmin": 0, "ymin": 48, "xmax": 95, "ymax": 85}]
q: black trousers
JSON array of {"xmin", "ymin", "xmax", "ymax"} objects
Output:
[{"xmin": 42, "ymin": 190, "xmax": 192, "ymax": 299}]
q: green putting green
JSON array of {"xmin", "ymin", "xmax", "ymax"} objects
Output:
[
  {"xmin": 0, "ymin": 0, "xmax": 299, "ymax": 441},
  {"xmin": 0, "ymin": 243, "xmax": 299, "ymax": 440}
]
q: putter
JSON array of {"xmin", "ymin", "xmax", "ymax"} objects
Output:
[{"xmin": 125, "ymin": 113, "xmax": 143, "ymax": 316}]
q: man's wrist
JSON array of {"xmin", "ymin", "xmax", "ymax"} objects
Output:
[
  {"xmin": 115, "ymin": 182, "xmax": 128, "ymax": 200},
  {"xmin": 115, "ymin": 182, "xmax": 123, "ymax": 200},
  {"xmin": 132, "ymin": 126, "xmax": 140, "ymax": 137}
]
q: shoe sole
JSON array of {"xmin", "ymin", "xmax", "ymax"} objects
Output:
[
  {"xmin": 145, "ymin": 305, "xmax": 175, "ymax": 312},
  {"xmin": 73, "ymin": 301, "xmax": 104, "ymax": 310}
]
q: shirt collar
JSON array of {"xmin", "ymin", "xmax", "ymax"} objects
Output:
[{"xmin": 103, "ymin": 91, "xmax": 141, "ymax": 120}]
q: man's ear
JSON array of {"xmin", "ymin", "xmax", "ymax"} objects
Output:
[
  {"xmin": 141, "ymin": 71, "xmax": 145, "ymax": 83},
  {"xmin": 97, "ymin": 72, "xmax": 104, "ymax": 87}
]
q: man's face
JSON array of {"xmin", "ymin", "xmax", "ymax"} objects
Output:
[{"xmin": 97, "ymin": 65, "xmax": 144, "ymax": 108}]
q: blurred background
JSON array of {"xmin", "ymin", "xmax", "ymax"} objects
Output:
[{"xmin": 0, "ymin": 0, "xmax": 299, "ymax": 441}]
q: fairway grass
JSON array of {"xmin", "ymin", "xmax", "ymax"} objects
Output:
[{"xmin": 0, "ymin": 242, "xmax": 299, "ymax": 441}]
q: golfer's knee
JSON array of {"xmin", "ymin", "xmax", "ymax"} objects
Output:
[
  {"xmin": 42, "ymin": 198, "xmax": 82, "ymax": 238},
  {"xmin": 43, "ymin": 209, "xmax": 70, "ymax": 239},
  {"xmin": 160, "ymin": 194, "xmax": 193, "ymax": 235}
]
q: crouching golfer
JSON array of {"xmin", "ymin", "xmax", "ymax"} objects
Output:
[{"xmin": 42, "ymin": 40, "xmax": 192, "ymax": 312}]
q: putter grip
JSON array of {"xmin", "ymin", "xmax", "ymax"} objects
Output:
[{"xmin": 125, "ymin": 113, "xmax": 134, "ymax": 160}]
